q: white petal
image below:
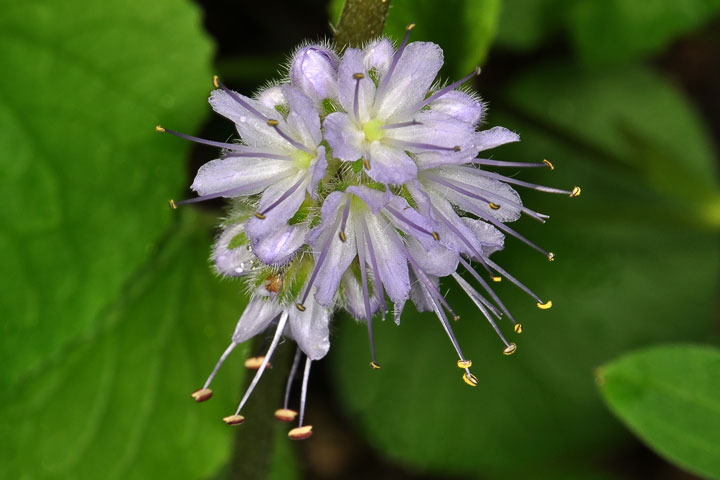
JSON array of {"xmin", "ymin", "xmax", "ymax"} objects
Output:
[
  {"xmin": 209, "ymin": 90, "xmax": 287, "ymax": 150},
  {"xmin": 212, "ymin": 222, "xmax": 254, "ymax": 277},
  {"xmin": 323, "ymin": 112, "xmax": 364, "ymax": 162},
  {"xmin": 232, "ymin": 296, "xmax": 283, "ymax": 343},
  {"xmin": 191, "ymin": 157, "xmax": 295, "ymax": 197},
  {"xmin": 288, "ymin": 293, "xmax": 331, "ymax": 360},
  {"xmin": 365, "ymin": 141, "xmax": 418, "ymax": 184},
  {"xmin": 337, "ymin": 48, "xmax": 376, "ymax": 122}
]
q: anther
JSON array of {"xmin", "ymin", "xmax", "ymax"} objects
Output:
[
  {"xmin": 547, "ymin": 252, "xmax": 555, "ymax": 262},
  {"xmin": 537, "ymin": 300, "xmax": 552, "ymax": 310},
  {"xmin": 570, "ymin": 186, "xmax": 581, "ymax": 197},
  {"xmin": 339, "ymin": 231, "xmax": 347, "ymax": 242},
  {"xmin": 489, "ymin": 202, "xmax": 500, "ymax": 210},
  {"xmin": 266, "ymin": 119, "xmax": 279, "ymax": 127},
  {"xmin": 288, "ymin": 425, "xmax": 313, "ymax": 440},
  {"xmin": 431, "ymin": 231, "xmax": 440, "ymax": 241},
  {"xmin": 212, "ymin": 75, "xmax": 220, "ymax": 88},
  {"xmin": 274, "ymin": 408, "xmax": 298, "ymax": 422},
  {"xmin": 169, "ymin": 199, "xmax": 177, "ymax": 210},
  {"xmin": 191, "ymin": 388, "xmax": 213, "ymax": 402},
  {"xmin": 463, "ymin": 372, "xmax": 479, "ymax": 387},
  {"xmin": 370, "ymin": 361, "xmax": 381, "ymax": 369},
  {"xmin": 254, "ymin": 213, "xmax": 266, "ymax": 219},
  {"xmin": 457, "ymin": 359, "xmax": 472, "ymax": 369},
  {"xmin": 491, "ymin": 276, "xmax": 502, "ymax": 283},
  {"xmin": 453, "ymin": 315, "xmax": 461, "ymax": 321},
  {"xmin": 543, "ymin": 159, "xmax": 554, "ymax": 170},
  {"xmin": 352, "ymin": 72, "xmax": 365, "ymax": 80},
  {"xmin": 223, "ymin": 414, "xmax": 245, "ymax": 425},
  {"xmin": 503, "ymin": 343, "xmax": 517, "ymax": 355},
  {"xmin": 363, "ymin": 159, "xmax": 371, "ymax": 170},
  {"xmin": 245, "ymin": 356, "xmax": 271, "ymax": 370},
  {"xmin": 296, "ymin": 303, "xmax": 306, "ymax": 312},
  {"xmin": 514, "ymin": 324, "xmax": 523, "ymax": 334},
  {"xmin": 406, "ymin": 23, "xmax": 416, "ymax": 31},
  {"xmin": 155, "ymin": 125, "xmax": 165, "ymax": 133}
]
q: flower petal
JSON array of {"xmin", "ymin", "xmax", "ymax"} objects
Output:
[
  {"xmin": 363, "ymin": 38, "xmax": 394, "ymax": 77},
  {"xmin": 365, "ymin": 141, "xmax": 418, "ymax": 185},
  {"xmin": 290, "ymin": 45, "xmax": 339, "ymax": 106},
  {"xmin": 346, "ymin": 185, "xmax": 390, "ymax": 214},
  {"xmin": 475, "ymin": 126, "xmax": 520, "ymax": 152},
  {"xmin": 209, "ymin": 89, "xmax": 286, "ymax": 150},
  {"xmin": 308, "ymin": 145, "xmax": 328, "ymax": 198},
  {"xmin": 341, "ymin": 269, "xmax": 380, "ymax": 321},
  {"xmin": 288, "ymin": 292, "xmax": 331, "ymax": 360},
  {"xmin": 282, "ymin": 84, "xmax": 322, "ymax": 147},
  {"xmin": 462, "ymin": 218, "xmax": 505, "ymax": 256},
  {"xmin": 257, "ymin": 85, "xmax": 286, "ymax": 109},
  {"xmin": 337, "ymin": 47, "xmax": 376, "ymax": 122},
  {"xmin": 407, "ymin": 237, "xmax": 459, "ymax": 277},
  {"xmin": 251, "ymin": 223, "xmax": 308, "ymax": 266},
  {"xmin": 323, "ymin": 112, "xmax": 364, "ymax": 162},
  {"xmin": 360, "ymin": 211, "xmax": 410, "ymax": 303},
  {"xmin": 245, "ymin": 171, "xmax": 308, "ymax": 240},
  {"xmin": 191, "ymin": 156, "xmax": 295, "ymax": 197},
  {"xmin": 429, "ymin": 90, "xmax": 484, "ymax": 125},
  {"xmin": 231, "ymin": 296, "xmax": 283, "ymax": 344},
  {"xmin": 212, "ymin": 222, "xmax": 255, "ymax": 277}
]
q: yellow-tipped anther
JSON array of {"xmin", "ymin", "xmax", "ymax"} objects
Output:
[
  {"xmin": 169, "ymin": 199, "xmax": 177, "ymax": 210},
  {"xmin": 352, "ymin": 72, "xmax": 365, "ymax": 80},
  {"xmin": 155, "ymin": 125, "xmax": 165, "ymax": 132},
  {"xmin": 191, "ymin": 388, "xmax": 213, "ymax": 402},
  {"xmin": 212, "ymin": 75, "xmax": 220, "ymax": 88},
  {"xmin": 431, "ymin": 231, "xmax": 440, "ymax": 241},
  {"xmin": 457, "ymin": 359, "xmax": 472, "ymax": 369},
  {"xmin": 474, "ymin": 66, "xmax": 482, "ymax": 76},
  {"xmin": 547, "ymin": 252, "xmax": 555, "ymax": 262},
  {"xmin": 489, "ymin": 202, "xmax": 500, "ymax": 210},
  {"xmin": 267, "ymin": 119, "xmax": 279, "ymax": 127},
  {"xmin": 406, "ymin": 23, "xmax": 416, "ymax": 31},
  {"xmin": 363, "ymin": 159, "xmax": 371, "ymax": 170},
  {"xmin": 503, "ymin": 343, "xmax": 517, "ymax": 355},
  {"xmin": 453, "ymin": 315, "xmax": 460, "ymax": 321},
  {"xmin": 543, "ymin": 159, "xmax": 554, "ymax": 170},
  {"xmin": 339, "ymin": 231, "xmax": 347, "ymax": 242},
  {"xmin": 288, "ymin": 425, "xmax": 313, "ymax": 440},
  {"xmin": 491, "ymin": 276, "xmax": 502, "ymax": 283},
  {"xmin": 463, "ymin": 372, "xmax": 479, "ymax": 387},
  {"xmin": 254, "ymin": 212, "xmax": 266, "ymax": 219},
  {"xmin": 537, "ymin": 300, "xmax": 552, "ymax": 310},
  {"xmin": 223, "ymin": 414, "xmax": 245, "ymax": 425},
  {"xmin": 514, "ymin": 324, "xmax": 523, "ymax": 334},
  {"xmin": 296, "ymin": 303, "xmax": 306, "ymax": 312},
  {"xmin": 274, "ymin": 408, "xmax": 298, "ymax": 422},
  {"xmin": 570, "ymin": 186, "xmax": 581, "ymax": 197},
  {"xmin": 244, "ymin": 356, "xmax": 270, "ymax": 370},
  {"xmin": 370, "ymin": 361, "xmax": 381, "ymax": 369}
]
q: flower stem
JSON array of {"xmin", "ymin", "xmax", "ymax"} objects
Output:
[{"xmin": 334, "ymin": 0, "xmax": 391, "ymax": 48}]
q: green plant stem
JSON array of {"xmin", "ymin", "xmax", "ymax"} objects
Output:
[{"xmin": 334, "ymin": 0, "xmax": 391, "ymax": 48}]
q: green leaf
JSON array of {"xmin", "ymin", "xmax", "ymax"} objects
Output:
[
  {"xmin": 0, "ymin": 0, "xmax": 213, "ymax": 389},
  {"xmin": 598, "ymin": 345, "xmax": 720, "ymax": 479},
  {"xmin": 382, "ymin": 0, "xmax": 501, "ymax": 77},
  {"xmin": 0, "ymin": 214, "xmax": 250, "ymax": 478},
  {"xmin": 568, "ymin": 0, "xmax": 720, "ymax": 65},
  {"xmin": 331, "ymin": 62, "xmax": 720, "ymax": 474},
  {"xmin": 496, "ymin": 0, "xmax": 569, "ymax": 51}
]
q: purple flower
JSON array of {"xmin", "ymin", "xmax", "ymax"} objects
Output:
[{"xmin": 158, "ymin": 27, "xmax": 580, "ymax": 440}]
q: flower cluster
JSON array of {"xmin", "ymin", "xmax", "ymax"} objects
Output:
[{"xmin": 158, "ymin": 26, "xmax": 579, "ymax": 441}]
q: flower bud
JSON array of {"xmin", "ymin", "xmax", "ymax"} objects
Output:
[{"xmin": 290, "ymin": 45, "xmax": 339, "ymax": 105}]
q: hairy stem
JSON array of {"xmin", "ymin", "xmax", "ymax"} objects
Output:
[{"xmin": 334, "ymin": 0, "xmax": 391, "ymax": 48}]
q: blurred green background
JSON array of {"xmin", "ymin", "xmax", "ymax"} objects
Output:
[{"xmin": 1, "ymin": 0, "xmax": 719, "ymax": 478}]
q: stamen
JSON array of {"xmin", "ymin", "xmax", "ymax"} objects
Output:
[
  {"xmin": 385, "ymin": 206, "xmax": 439, "ymax": 240},
  {"xmin": 361, "ymin": 218, "xmax": 387, "ymax": 316},
  {"xmin": 224, "ymin": 151, "xmax": 293, "ymax": 161},
  {"xmin": 172, "ymin": 177, "xmax": 278, "ymax": 207},
  {"xmin": 230, "ymin": 312, "xmax": 288, "ymax": 418},
  {"xmin": 453, "ymin": 273, "xmax": 514, "ymax": 350},
  {"xmin": 375, "ymin": 23, "xmax": 415, "ymax": 100},
  {"xmin": 387, "ymin": 139, "xmax": 461, "ymax": 152},
  {"xmin": 194, "ymin": 342, "xmax": 238, "ymax": 401},
  {"xmin": 356, "ymin": 221, "xmax": 380, "ymax": 368},
  {"xmin": 459, "ymin": 257, "xmax": 518, "ymax": 326},
  {"xmin": 484, "ymin": 257, "xmax": 550, "ymax": 308},
  {"xmin": 288, "ymin": 357, "xmax": 313, "ymax": 440},
  {"xmin": 471, "ymin": 158, "xmax": 554, "ymax": 170},
  {"xmin": 213, "ymin": 76, "xmax": 269, "ymax": 122},
  {"xmin": 433, "ymin": 208, "xmax": 496, "ymax": 278},
  {"xmin": 276, "ymin": 347, "xmax": 302, "ymax": 422},
  {"xmin": 478, "ymin": 211, "xmax": 554, "ymax": 259},
  {"xmin": 156, "ymin": 126, "xmax": 246, "ymax": 151},
  {"xmin": 339, "ymin": 199, "xmax": 352, "ymax": 243},
  {"xmin": 255, "ymin": 176, "xmax": 306, "ymax": 219},
  {"xmin": 503, "ymin": 343, "xmax": 517, "ymax": 355},
  {"xmin": 473, "ymin": 169, "xmax": 580, "ymax": 197},
  {"xmin": 419, "ymin": 66, "xmax": 481, "ymax": 108},
  {"xmin": 380, "ymin": 120, "xmax": 422, "ymax": 130},
  {"xmin": 352, "ymin": 73, "xmax": 364, "ymax": 123},
  {"xmin": 266, "ymin": 119, "xmax": 313, "ymax": 154},
  {"xmin": 244, "ymin": 356, "xmax": 272, "ymax": 370}
]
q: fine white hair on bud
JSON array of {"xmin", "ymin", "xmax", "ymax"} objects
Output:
[{"xmin": 159, "ymin": 29, "xmax": 579, "ymax": 437}]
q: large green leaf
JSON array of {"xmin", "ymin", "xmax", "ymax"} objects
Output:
[
  {"xmin": 331, "ymin": 63, "xmax": 720, "ymax": 474},
  {"xmin": 496, "ymin": 0, "xmax": 569, "ymax": 51},
  {"xmin": 598, "ymin": 345, "xmax": 720, "ymax": 480},
  {"xmin": 0, "ymin": 215, "xmax": 251, "ymax": 478},
  {"xmin": 0, "ymin": 0, "xmax": 212, "ymax": 389}
]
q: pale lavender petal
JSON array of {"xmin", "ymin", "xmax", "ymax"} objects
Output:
[
  {"xmin": 337, "ymin": 47, "xmax": 375, "ymax": 122},
  {"xmin": 346, "ymin": 185, "xmax": 390, "ymax": 214},
  {"xmin": 429, "ymin": 90, "xmax": 484, "ymax": 125},
  {"xmin": 290, "ymin": 45, "xmax": 339, "ymax": 105},
  {"xmin": 374, "ymin": 42, "xmax": 444, "ymax": 120},
  {"xmin": 212, "ymin": 222, "xmax": 255, "ymax": 277},
  {"xmin": 419, "ymin": 188, "xmax": 485, "ymax": 257},
  {"xmin": 288, "ymin": 292, "xmax": 331, "ymax": 360},
  {"xmin": 209, "ymin": 90, "xmax": 286, "ymax": 150},
  {"xmin": 363, "ymin": 38, "xmax": 394, "ymax": 77},
  {"xmin": 257, "ymin": 85, "xmax": 287, "ymax": 109},
  {"xmin": 365, "ymin": 141, "xmax": 418, "ymax": 185},
  {"xmin": 388, "ymin": 110, "xmax": 478, "ymax": 158},
  {"xmin": 385, "ymin": 194, "xmax": 438, "ymax": 250},
  {"xmin": 323, "ymin": 112, "xmax": 364, "ymax": 162},
  {"xmin": 282, "ymin": 84, "xmax": 322, "ymax": 146},
  {"xmin": 308, "ymin": 145, "xmax": 327, "ymax": 198},
  {"xmin": 245, "ymin": 172, "xmax": 308, "ymax": 240},
  {"xmin": 409, "ymin": 271, "xmax": 435, "ymax": 313},
  {"xmin": 342, "ymin": 270, "xmax": 380, "ymax": 321},
  {"xmin": 361, "ymin": 213, "xmax": 410, "ymax": 303},
  {"xmin": 462, "ymin": 218, "xmax": 505, "ymax": 256},
  {"xmin": 407, "ymin": 237, "xmax": 459, "ymax": 277},
  {"xmin": 475, "ymin": 126, "xmax": 520, "ymax": 152},
  {"xmin": 231, "ymin": 296, "xmax": 283, "ymax": 343},
  {"xmin": 251, "ymin": 223, "xmax": 308, "ymax": 266},
  {"xmin": 191, "ymin": 157, "xmax": 295, "ymax": 196}
]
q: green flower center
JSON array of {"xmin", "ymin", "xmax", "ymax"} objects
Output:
[
  {"xmin": 291, "ymin": 150, "xmax": 315, "ymax": 170},
  {"xmin": 362, "ymin": 119, "xmax": 385, "ymax": 142}
]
